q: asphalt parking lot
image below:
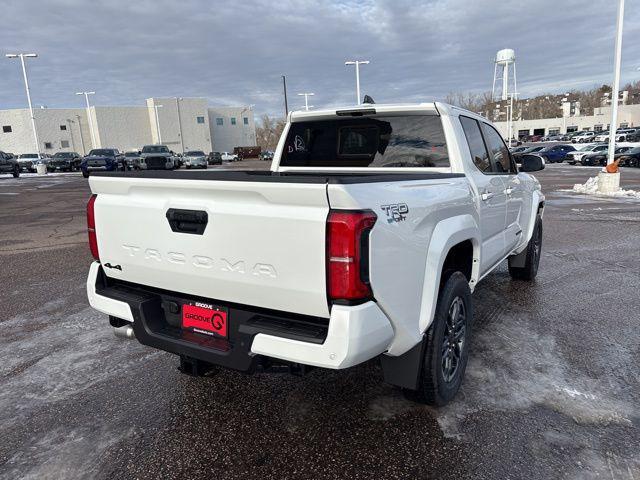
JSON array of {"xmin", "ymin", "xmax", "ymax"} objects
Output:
[{"xmin": 0, "ymin": 163, "xmax": 639, "ymax": 480}]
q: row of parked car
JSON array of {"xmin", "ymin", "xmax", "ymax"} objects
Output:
[
  {"xmin": 1, "ymin": 146, "xmax": 244, "ymax": 178},
  {"xmin": 510, "ymin": 142, "xmax": 640, "ymax": 167},
  {"xmin": 81, "ymin": 146, "xmax": 245, "ymax": 177},
  {"xmin": 520, "ymin": 127, "xmax": 640, "ymax": 144}
]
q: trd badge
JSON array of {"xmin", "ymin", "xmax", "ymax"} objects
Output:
[{"xmin": 381, "ymin": 203, "xmax": 409, "ymax": 223}]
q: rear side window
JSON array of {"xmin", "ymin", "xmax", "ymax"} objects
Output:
[
  {"xmin": 460, "ymin": 116, "xmax": 491, "ymax": 173},
  {"xmin": 480, "ymin": 123, "xmax": 512, "ymax": 173},
  {"xmin": 280, "ymin": 115, "xmax": 449, "ymax": 168}
]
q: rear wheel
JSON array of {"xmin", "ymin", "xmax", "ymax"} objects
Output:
[
  {"xmin": 509, "ymin": 216, "xmax": 542, "ymax": 281},
  {"xmin": 408, "ymin": 271, "xmax": 472, "ymax": 406}
]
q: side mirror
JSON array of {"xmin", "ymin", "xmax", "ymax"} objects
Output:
[{"xmin": 520, "ymin": 154, "xmax": 545, "ymax": 172}]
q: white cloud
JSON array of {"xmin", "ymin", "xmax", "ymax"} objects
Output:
[{"xmin": 1, "ymin": 0, "xmax": 638, "ymax": 117}]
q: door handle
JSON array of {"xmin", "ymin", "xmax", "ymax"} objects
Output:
[{"xmin": 481, "ymin": 191, "xmax": 495, "ymax": 201}]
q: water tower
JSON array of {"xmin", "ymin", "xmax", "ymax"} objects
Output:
[{"xmin": 492, "ymin": 48, "xmax": 517, "ymax": 101}]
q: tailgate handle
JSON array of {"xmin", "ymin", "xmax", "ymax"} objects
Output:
[{"xmin": 166, "ymin": 209, "xmax": 208, "ymax": 235}]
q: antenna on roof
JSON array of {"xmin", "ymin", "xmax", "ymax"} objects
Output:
[{"xmin": 362, "ymin": 95, "xmax": 375, "ymax": 104}]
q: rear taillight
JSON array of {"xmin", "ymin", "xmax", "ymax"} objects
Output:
[
  {"xmin": 87, "ymin": 194, "xmax": 99, "ymax": 261},
  {"xmin": 326, "ymin": 210, "xmax": 377, "ymax": 302}
]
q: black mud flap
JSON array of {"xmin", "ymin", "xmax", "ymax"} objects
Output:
[{"xmin": 380, "ymin": 337, "xmax": 425, "ymax": 390}]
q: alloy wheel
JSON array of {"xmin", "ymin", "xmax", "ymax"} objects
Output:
[{"xmin": 441, "ymin": 296, "xmax": 466, "ymax": 383}]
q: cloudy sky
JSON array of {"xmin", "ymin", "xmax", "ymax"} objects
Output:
[{"xmin": 1, "ymin": 0, "xmax": 639, "ymax": 118}]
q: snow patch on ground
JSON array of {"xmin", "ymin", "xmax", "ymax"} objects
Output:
[
  {"xmin": 0, "ymin": 299, "xmax": 158, "ymax": 427},
  {"xmin": 570, "ymin": 176, "xmax": 640, "ymax": 199},
  {"xmin": 434, "ymin": 312, "xmax": 635, "ymax": 439},
  {"xmin": 2, "ymin": 425, "xmax": 137, "ymax": 480}
]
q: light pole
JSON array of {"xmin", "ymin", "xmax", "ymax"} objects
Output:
[
  {"xmin": 297, "ymin": 93, "xmax": 315, "ymax": 111},
  {"xmin": 345, "ymin": 60, "xmax": 369, "ymax": 105},
  {"xmin": 175, "ymin": 97, "xmax": 184, "ymax": 152},
  {"xmin": 66, "ymin": 118, "xmax": 76, "ymax": 152},
  {"xmin": 282, "ymin": 75, "xmax": 289, "ymax": 117},
  {"xmin": 6, "ymin": 53, "xmax": 41, "ymax": 157},
  {"xmin": 607, "ymin": 0, "xmax": 625, "ymax": 166},
  {"xmin": 76, "ymin": 91, "xmax": 97, "ymax": 148},
  {"xmin": 75, "ymin": 115, "xmax": 86, "ymax": 155},
  {"xmin": 151, "ymin": 104, "xmax": 163, "ymax": 144}
]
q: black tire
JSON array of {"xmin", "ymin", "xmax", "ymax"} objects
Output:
[
  {"xmin": 12, "ymin": 166, "xmax": 20, "ymax": 178},
  {"xmin": 508, "ymin": 216, "xmax": 542, "ymax": 281},
  {"xmin": 408, "ymin": 271, "xmax": 473, "ymax": 406},
  {"xmin": 82, "ymin": 171, "xmax": 89, "ymax": 178}
]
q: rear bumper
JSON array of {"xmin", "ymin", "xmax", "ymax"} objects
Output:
[{"xmin": 86, "ymin": 262, "xmax": 393, "ymax": 370}]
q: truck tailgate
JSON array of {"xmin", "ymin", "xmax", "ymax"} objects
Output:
[{"xmin": 90, "ymin": 176, "xmax": 330, "ymax": 318}]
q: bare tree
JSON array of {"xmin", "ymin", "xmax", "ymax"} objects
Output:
[
  {"xmin": 255, "ymin": 114, "xmax": 286, "ymax": 151},
  {"xmin": 570, "ymin": 85, "xmax": 611, "ymax": 116},
  {"xmin": 622, "ymin": 80, "xmax": 640, "ymax": 105},
  {"xmin": 444, "ymin": 91, "xmax": 493, "ymax": 114}
]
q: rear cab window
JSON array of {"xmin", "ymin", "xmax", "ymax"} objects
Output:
[{"xmin": 280, "ymin": 115, "xmax": 449, "ymax": 169}]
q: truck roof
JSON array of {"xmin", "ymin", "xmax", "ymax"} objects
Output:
[{"xmin": 289, "ymin": 102, "xmax": 488, "ymax": 123}]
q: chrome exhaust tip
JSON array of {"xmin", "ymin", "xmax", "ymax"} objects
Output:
[{"xmin": 113, "ymin": 324, "xmax": 135, "ymax": 340}]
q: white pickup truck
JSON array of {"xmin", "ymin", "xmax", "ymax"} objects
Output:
[{"xmin": 86, "ymin": 102, "xmax": 545, "ymax": 405}]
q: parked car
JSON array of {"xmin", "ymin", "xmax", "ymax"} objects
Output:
[
  {"xmin": 124, "ymin": 151, "xmax": 142, "ymax": 170},
  {"xmin": 572, "ymin": 131, "xmax": 597, "ymax": 143},
  {"xmin": 80, "ymin": 148, "xmax": 126, "ymax": 178},
  {"xmin": 47, "ymin": 152, "xmax": 82, "ymax": 172},
  {"xmin": 581, "ymin": 146, "xmax": 632, "ymax": 166},
  {"xmin": 625, "ymin": 129, "xmax": 640, "ymax": 142},
  {"xmin": 511, "ymin": 146, "xmax": 545, "ymax": 163},
  {"xmin": 184, "ymin": 150, "xmax": 208, "ymax": 169},
  {"xmin": 594, "ymin": 131, "xmax": 610, "ymax": 143},
  {"xmin": 529, "ymin": 135, "xmax": 543, "ymax": 142},
  {"xmin": 542, "ymin": 133, "xmax": 563, "ymax": 142},
  {"xmin": 565, "ymin": 144, "xmax": 608, "ymax": 165},
  {"xmin": 234, "ymin": 146, "xmax": 261, "ymax": 160},
  {"xmin": 259, "ymin": 150, "xmax": 274, "ymax": 161},
  {"xmin": 139, "ymin": 145, "xmax": 175, "ymax": 171},
  {"xmin": 86, "ymin": 101, "xmax": 545, "ymax": 406},
  {"xmin": 536, "ymin": 144, "xmax": 576, "ymax": 163},
  {"xmin": 207, "ymin": 152, "xmax": 223, "ymax": 165},
  {"xmin": 0, "ymin": 150, "xmax": 20, "ymax": 177},
  {"xmin": 221, "ymin": 151, "xmax": 239, "ymax": 162},
  {"xmin": 17, "ymin": 153, "xmax": 39, "ymax": 173},
  {"xmin": 613, "ymin": 128, "xmax": 637, "ymax": 142},
  {"xmin": 616, "ymin": 146, "xmax": 640, "ymax": 167}
]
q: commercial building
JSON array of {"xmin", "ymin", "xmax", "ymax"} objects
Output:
[
  {"xmin": 490, "ymin": 89, "xmax": 640, "ymax": 140},
  {"xmin": 494, "ymin": 104, "xmax": 640, "ymax": 140},
  {"xmin": 0, "ymin": 97, "xmax": 256, "ymax": 155}
]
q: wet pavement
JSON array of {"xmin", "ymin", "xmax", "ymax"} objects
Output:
[{"xmin": 0, "ymin": 164, "xmax": 639, "ymax": 479}]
